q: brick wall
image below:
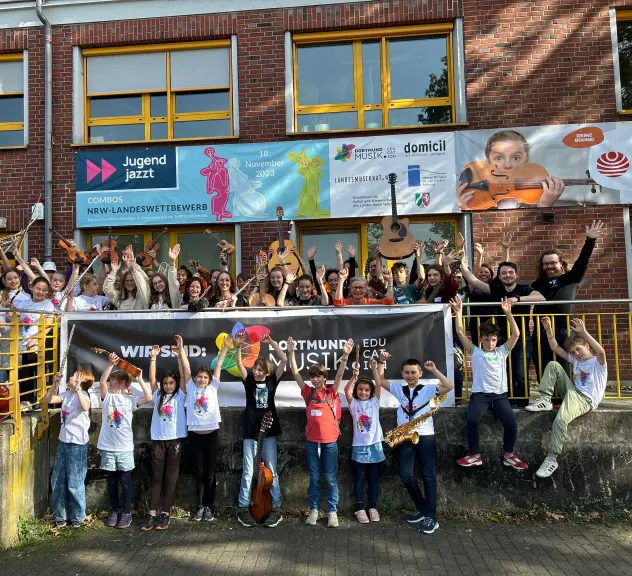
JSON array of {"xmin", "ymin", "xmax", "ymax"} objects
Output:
[{"xmin": 0, "ymin": 0, "xmax": 629, "ymax": 295}]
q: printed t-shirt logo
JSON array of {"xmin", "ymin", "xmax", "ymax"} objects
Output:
[
  {"xmin": 194, "ymin": 391, "xmax": 209, "ymax": 414},
  {"xmin": 108, "ymin": 409, "xmax": 123, "ymax": 428},
  {"xmin": 159, "ymin": 403, "xmax": 174, "ymax": 422}
]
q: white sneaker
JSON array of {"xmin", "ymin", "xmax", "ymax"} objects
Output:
[
  {"xmin": 328, "ymin": 512, "xmax": 339, "ymax": 528},
  {"xmin": 525, "ymin": 397, "xmax": 553, "ymax": 412},
  {"xmin": 305, "ymin": 509, "xmax": 319, "ymax": 526},
  {"xmin": 536, "ymin": 457, "xmax": 559, "ymax": 478}
]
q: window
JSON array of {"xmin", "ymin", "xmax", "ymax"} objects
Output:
[
  {"xmin": 292, "ymin": 25, "xmax": 455, "ymax": 133},
  {"xmin": 83, "ymin": 42, "xmax": 233, "ymax": 143},
  {"xmin": 86, "ymin": 226, "xmax": 234, "ymax": 276},
  {"xmin": 616, "ymin": 11, "xmax": 632, "ymax": 112},
  {"xmin": 0, "ymin": 54, "xmax": 25, "ymax": 147},
  {"xmin": 298, "ymin": 217, "xmax": 458, "ymax": 274}
]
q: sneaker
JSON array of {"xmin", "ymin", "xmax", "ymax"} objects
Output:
[
  {"xmin": 263, "ymin": 510, "xmax": 283, "ymax": 528},
  {"xmin": 155, "ymin": 513, "xmax": 170, "ymax": 531},
  {"xmin": 420, "ymin": 517, "xmax": 440, "ymax": 534},
  {"xmin": 305, "ymin": 509, "xmax": 319, "ymax": 526},
  {"xmin": 192, "ymin": 506, "xmax": 205, "ymax": 522},
  {"xmin": 203, "ymin": 507, "xmax": 215, "ymax": 522},
  {"xmin": 328, "ymin": 512, "xmax": 339, "ymax": 528},
  {"xmin": 237, "ymin": 509, "xmax": 257, "ymax": 528},
  {"xmin": 71, "ymin": 521, "xmax": 83, "ymax": 528},
  {"xmin": 536, "ymin": 456, "xmax": 559, "ymax": 478},
  {"xmin": 117, "ymin": 512, "xmax": 133, "ymax": 529},
  {"xmin": 354, "ymin": 510, "xmax": 369, "ymax": 524},
  {"xmin": 20, "ymin": 401, "xmax": 30, "ymax": 412},
  {"xmin": 140, "ymin": 514, "xmax": 157, "ymax": 531},
  {"xmin": 55, "ymin": 520, "xmax": 66, "ymax": 528},
  {"xmin": 457, "ymin": 454, "xmax": 483, "ymax": 467},
  {"xmin": 504, "ymin": 453, "xmax": 529, "ymax": 470},
  {"xmin": 405, "ymin": 511, "xmax": 425, "ymax": 523},
  {"xmin": 105, "ymin": 510, "xmax": 119, "ymax": 527},
  {"xmin": 368, "ymin": 508, "xmax": 380, "ymax": 522},
  {"xmin": 525, "ymin": 397, "xmax": 553, "ymax": 412}
]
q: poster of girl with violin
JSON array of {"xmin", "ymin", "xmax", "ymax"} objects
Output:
[{"xmin": 455, "ymin": 123, "xmax": 624, "ymax": 211}]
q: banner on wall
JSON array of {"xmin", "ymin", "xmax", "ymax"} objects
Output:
[
  {"xmin": 61, "ymin": 305, "xmax": 455, "ymax": 408},
  {"xmin": 75, "ymin": 122, "xmax": 632, "ymax": 227}
]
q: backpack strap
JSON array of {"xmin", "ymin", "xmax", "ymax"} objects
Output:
[
  {"xmin": 307, "ymin": 386, "xmax": 339, "ymax": 430},
  {"xmin": 400, "ymin": 385, "xmax": 428, "ymax": 418}
]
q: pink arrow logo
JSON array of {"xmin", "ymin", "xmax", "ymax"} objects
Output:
[{"xmin": 86, "ymin": 158, "xmax": 117, "ymax": 184}]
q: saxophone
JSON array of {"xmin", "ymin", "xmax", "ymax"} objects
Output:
[{"xmin": 384, "ymin": 394, "xmax": 447, "ymax": 448}]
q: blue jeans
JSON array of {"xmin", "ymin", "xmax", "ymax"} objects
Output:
[
  {"xmin": 467, "ymin": 392, "xmax": 517, "ymax": 454},
  {"xmin": 398, "ymin": 435, "xmax": 437, "ymax": 520},
  {"xmin": 353, "ymin": 461, "xmax": 380, "ymax": 510},
  {"xmin": 51, "ymin": 441, "xmax": 88, "ymax": 523},
  {"xmin": 238, "ymin": 436, "xmax": 281, "ymax": 509},
  {"xmin": 306, "ymin": 441, "xmax": 339, "ymax": 512}
]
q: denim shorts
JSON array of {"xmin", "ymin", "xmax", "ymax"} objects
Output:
[
  {"xmin": 100, "ymin": 449, "xmax": 135, "ymax": 472},
  {"xmin": 352, "ymin": 442, "xmax": 385, "ymax": 464}
]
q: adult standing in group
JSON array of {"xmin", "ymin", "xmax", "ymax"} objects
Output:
[{"xmin": 531, "ymin": 220, "xmax": 604, "ymax": 379}]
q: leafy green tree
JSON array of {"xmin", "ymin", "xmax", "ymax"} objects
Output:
[
  {"xmin": 417, "ymin": 56, "xmax": 451, "ymax": 125},
  {"xmin": 618, "ymin": 22, "xmax": 632, "ymax": 109}
]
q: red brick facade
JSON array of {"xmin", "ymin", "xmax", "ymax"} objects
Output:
[{"xmin": 0, "ymin": 0, "xmax": 629, "ymax": 292}]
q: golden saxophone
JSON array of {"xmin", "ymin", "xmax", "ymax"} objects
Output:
[{"xmin": 384, "ymin": 394, "xmax": 447, "ymax": 448}]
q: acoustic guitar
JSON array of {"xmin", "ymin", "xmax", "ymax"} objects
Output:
[
  {"xmin": 248, "ymin": 251, "xmax": 276, "ymax": 307},
  {"xmin": 249, "ymin": 411, "xmax": 274, "ymax": 522},
  {"xmin": 268, "ymin": 206, "xmax": 300, "ymax": 272},
  {"xmin": 459, "ymin": 161, "xmax": 602, "ymax": 210},
  {"xmin": 138, "ymin": 227, "xmax": 168, "ymax": 267},
  {"xmin": 378, "ymin": 173, "xmax": 416, "ymax": 260}
]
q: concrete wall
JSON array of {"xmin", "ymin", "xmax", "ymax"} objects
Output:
[
  {"xmin": 46, "ymin": 407, "xmax": 632, "ymax": 515},
  {"xmin": 0, "ymin": 417, "xmax": 50, "ymax": 548}
]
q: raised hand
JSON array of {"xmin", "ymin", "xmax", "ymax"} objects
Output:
[
  {"xmin": 172, "ymin": 335, "xmax": 183, "ymax": 356},
  {"xmin": 235, "ymin": 331, "xmax": 246, "ymax": 347},
  {"xmin": 290, "ymin": 246, "xmax": 298, "ymax": 255},
  {"xmin": 449, "ymin": 297, "xmax": 462, "ymax": 314},
  {"xmin": 382, "ymin": 267, "xmax": 393, "ymax": 285},
  {"xmin": 223, "ymin": 334, "xmax": 234, "ymax": 349},
  {"xmin": 286, "ymin": 336, "xmax": 296, "ymax": 353},
  {"xmin": 379, "ymin": 350, "xmax": 391, "ymax": 363},
  {"xmin": 151, "ymin": 345, "xmax": 160, "ymax": 358},
  {"xmin": 339, "ymin": 267, "xmax": 349, "ymax": 281},
  {"xmin": 345, "ymin": 244, "xmax": 356, "ymax": 258},
  {"xmin": 474, "ymin": 242, "xmax": 484, "ymax": 256},
  {"xmin": 30, "ymin": 257, "xmax": 40, "ymax": 268},
  {"xmin": 278, "ymin": 248, "xmax": 289, "ymax": 262},
  {"xmin": 435, "ymin": 239, "xmax": 449, "ymax": 253},
  {"xmin": 352, "ymin": 367, "xmax": 360, "ymax": 379},
  {"xmin": 342, "ymin": 338, "xmax": 354, "ymax": 356},
  {"xmin": 540, "ymin": 316, "xmax": 552, "ymax": 331},
  {"xmin": 369, "ymin": 357, "xmax": 377, "ymax": 369},
  {"xmin": 500, "ymin": 232, "xmax": 513, "ymax": 249},
  {"xmin": 500, "ymin": 297, "xmax": 513, "ymax": 315},
  {"xmin": 218, "ymin": 239, "xmax": 235, "ymax": 254},
  {"xmin": 570, "ymin": 317, "xmax": 587, "ymax": 335},
  {"xmin": 285, "ymin": 270, "xmax": 297, "ymax": 284},
  {"xmin": 315, "ymin": 265, "xmax": 326, "ymax": 283},
  {"xmin": 457, "ymin": 232, "xmax": 465, "ymax": 250},
  {"xmin": 424, "ymin": 360, "xmax": 437, "ymax": 372},
  {"xmin": 586, "ymin": 219, "xmax": 605, "ymax": 239},
  {"xmin": 334, "ymin": 240, "xmax": 343, "ymax": 253},
  {"xmin": 375, "ymin": 244, "xmax": 383, "ymax": 256},
  {"xmin": 413, "ymin": 240, "xmax": 423, "ymax": 256},
  {"xmin": 261, "ymin": 333, "xmax": 272, "ymax": 345},
  {"xmin": 307, "ymin": 245, "xmax": 317, "ymax": 260},
  {"xmin": 110, "ymin": 259, "xmax": 120, "ymax": 274},
  {"xmin": 108, "ymin": 352, "xmax": 119, "ymax": 366},
  {"xmin": 169, "ymin": 244, "xmax": 180, "ymax": 263},
  {"xmin": 122, "ymin": 245, "xmax": 134, "ymax": 269}
]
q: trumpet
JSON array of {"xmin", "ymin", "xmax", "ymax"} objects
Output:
[{"xmin": 384, "ymin": 394, "xmax": 447, "ymax": 448}]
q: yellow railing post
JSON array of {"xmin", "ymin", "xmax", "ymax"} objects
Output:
[{"xmin": 8, "ymin": 311, "xmax": 21, "ymax": 453}]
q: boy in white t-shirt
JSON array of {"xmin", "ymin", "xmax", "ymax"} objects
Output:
[
  {"xmin": 451, "ymin": 297, "xmax": 528, "ymax": 471},
  {"xmin": 98, "ymin": 353, "xmax": 152, "ymax": 529},
  {"xmin": 526, "ymin": 317, "xmax": 607, "ymax": 478},
  {"xmin": 377, "ymin": 353, "xmax": 453, "ymax": 535}
]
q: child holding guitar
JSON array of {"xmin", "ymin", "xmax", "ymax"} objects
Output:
[{"xmin": 233, "ymin": 331, "xmax": 287, "ymax": 528}]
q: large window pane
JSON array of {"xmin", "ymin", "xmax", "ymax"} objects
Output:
[
  {"xmin": 0, "ymin": 96, "xmax": 23, "ymax": 122},
  {"xmin": 362, "ymin": 41, "xmax": 381, "ymax": 105},
  {"xmin": 301, "ymin": 229, "xmax": 360, "ymax": 272},
  {"xmin": 150, "ymin": 95, "xmax": 167, "ymax": 117},
  {"xmin": 150, "ymin": 123, "xmax": 168, "ymax": 140},
  {"xmin": 0, "ymin": 130, "xmax": 23, "ymax": 147},
  {"xmin": 89, "ymin": 124, "xmax": 145, "ymax": 143},
  {"xmin": 618, "ymin": 21, "xmax": 632, "ymax": 109},
  {"xmin": 389, "ymin": 106, "xmax": 451, "ymax": 127},
  {"xmin": 87, "ymin": 52, "xmax": 167, "ymax": 94},
  {"xmin": 297, "ymin": 44, "xmax": 354, "ymax": 106},
  {"xmin": 388, "ymin": 37, "xmax": 448, "ymax": 101},
  {"xmin": 87, "ymin": 233, "xmax": 146, "ymax": 276},
  {"xmin": 170, "ymin": 48, "xmax": 230, "ymax": 89},
  {"xmin": 297, "ymin": 111, "xmax": 357, "ymax": 132},
  {"xmin": 175, "ymin": 91, "xmax": 229, "ymax": 114},
  {"xmin": 0, "ymin": 60, "xmax": 23, "ymax": 94},
  {"xmin": 177, "ymin": 230, "xmax": 232, "ymax": 272},
  {"xmin": 90, "ymin": 95, "xmax": 142, "ymax": 118},
  {"xmin": 173, "ymin": 119, "xmax": 231, "ymax": 139}
]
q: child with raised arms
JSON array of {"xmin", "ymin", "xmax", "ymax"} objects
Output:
[
  {"xmin": 287, "ymin": 336, "xmax": 352, "ymax": 528},
  {"xmin": 98, "ymin": 354, "xmax": 152, "ymax": 529}
]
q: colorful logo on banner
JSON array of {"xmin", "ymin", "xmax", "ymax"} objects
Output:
[{"xmin": 211, "ymin": 321, "xmax": 270, "ymax": 377}]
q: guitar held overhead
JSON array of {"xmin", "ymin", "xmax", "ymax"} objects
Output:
[
  {"xmin": 268, "ymin": 206, "xmax": 300, "ymax": 272},
  {"xmin": 138, "ymin": 227, "xmax": 168, "ymax": 267},
  {"xmin": 378, "ymin": 173, "xmax": 416, "ymax": 260},
  {"xmin": 249, "ymin": 411, "xmax": 274, "ymax": 523},
  {"xmin": 249, "ymin": 251, "xmax": 276, "ymax": 307},
  {"xmin": 50, "ymin": 227, "xmax": 88, "ymax": 265},
  {"xmin": 459, "ymin": 161, "xmax": 603, "ymax": 210}
]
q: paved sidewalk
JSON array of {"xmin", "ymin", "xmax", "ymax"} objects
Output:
[{"xmin": 3, "ymin": 515, "xmax": 632, "ymax": 576}]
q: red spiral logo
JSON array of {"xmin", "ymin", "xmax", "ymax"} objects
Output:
[{"xmin": 596, "ymin": 151, "xmax": 629, "ymax": 178}]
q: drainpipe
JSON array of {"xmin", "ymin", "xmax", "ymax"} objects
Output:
[{"xmin": 35, "ymin": 0, "xmax": 53, "ymax": 264}]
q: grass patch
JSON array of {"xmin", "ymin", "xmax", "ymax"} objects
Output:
[{"xmin": 12, "ymin": 514, "xmax": 102, "ymax": 550}]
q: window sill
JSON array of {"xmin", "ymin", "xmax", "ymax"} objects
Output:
[
  {"xmin": 618, "ymin": 110, "xmax": 632, "ymax": 115},
  {"xmin": 287, "ymin": 122, "xmax": 469, "ymax": 137},
  {"xmin": 0, "ymin": 145, "xmax": 28, "ymax": 151},
  {"xmin": 71, "ymin": 135, "xmax": 239, "ymax": 148}
]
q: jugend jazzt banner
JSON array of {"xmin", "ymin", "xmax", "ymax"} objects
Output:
[{"xmin": 61, "ymin": 306, "xmax": 454, "ymax": 408}]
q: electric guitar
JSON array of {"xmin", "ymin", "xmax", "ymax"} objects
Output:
[
  {"xmin": 249, "ymin": 412, "xmax": 274, "ymax": 522},
  {"xmin": 378, "ymin": 173, "xmax": 416, "ymax": 259},
  {"xmin": 267, "ymin": 206, "xmax": 300, "ymax": 272}
]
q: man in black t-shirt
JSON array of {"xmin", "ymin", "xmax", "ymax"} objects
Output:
[
  {"xmin": 233, "ymin": 332, "xmax": 287, "ymax": 529},
  {"xmin": 461, "ymin": 258, "xmax": 544, "ymax": 406},
  {"xmin": 530, "ymin": 220, "xmax": 604, "ymax": 380}
]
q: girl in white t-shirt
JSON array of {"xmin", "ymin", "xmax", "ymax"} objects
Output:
[
  {"xmin": 98, "ymin": 353, "xmax": 152, "ymax": 529},
  {"xmin": 43, "ymin": 369, "xmax": 93, "ymax": 527},
  {"xmin": 141, "ymin": 338, "xmax": 187, "ymax": 532},
  {"xmin": 66, "ymin": 273, "xmax": 110, "ymax": 312},
  {"xmin": 0, "ymin": 267, "xmax": 31, "ymax": 383},
  {"xmin": 344, "ymin": 356, "xmax": 386, "ymax": 524},
  {"xmin": 179, "ymin": 335, "xmax": 230, "ymax": 522}
]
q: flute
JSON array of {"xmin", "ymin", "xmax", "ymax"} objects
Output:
[
  {"xmin": 58, "ymin": 255, "xmax": 100, "ymax": 309},
  {"xmin": 55, "ymin": 325, "xmax": 76, "ymax": 393}
]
